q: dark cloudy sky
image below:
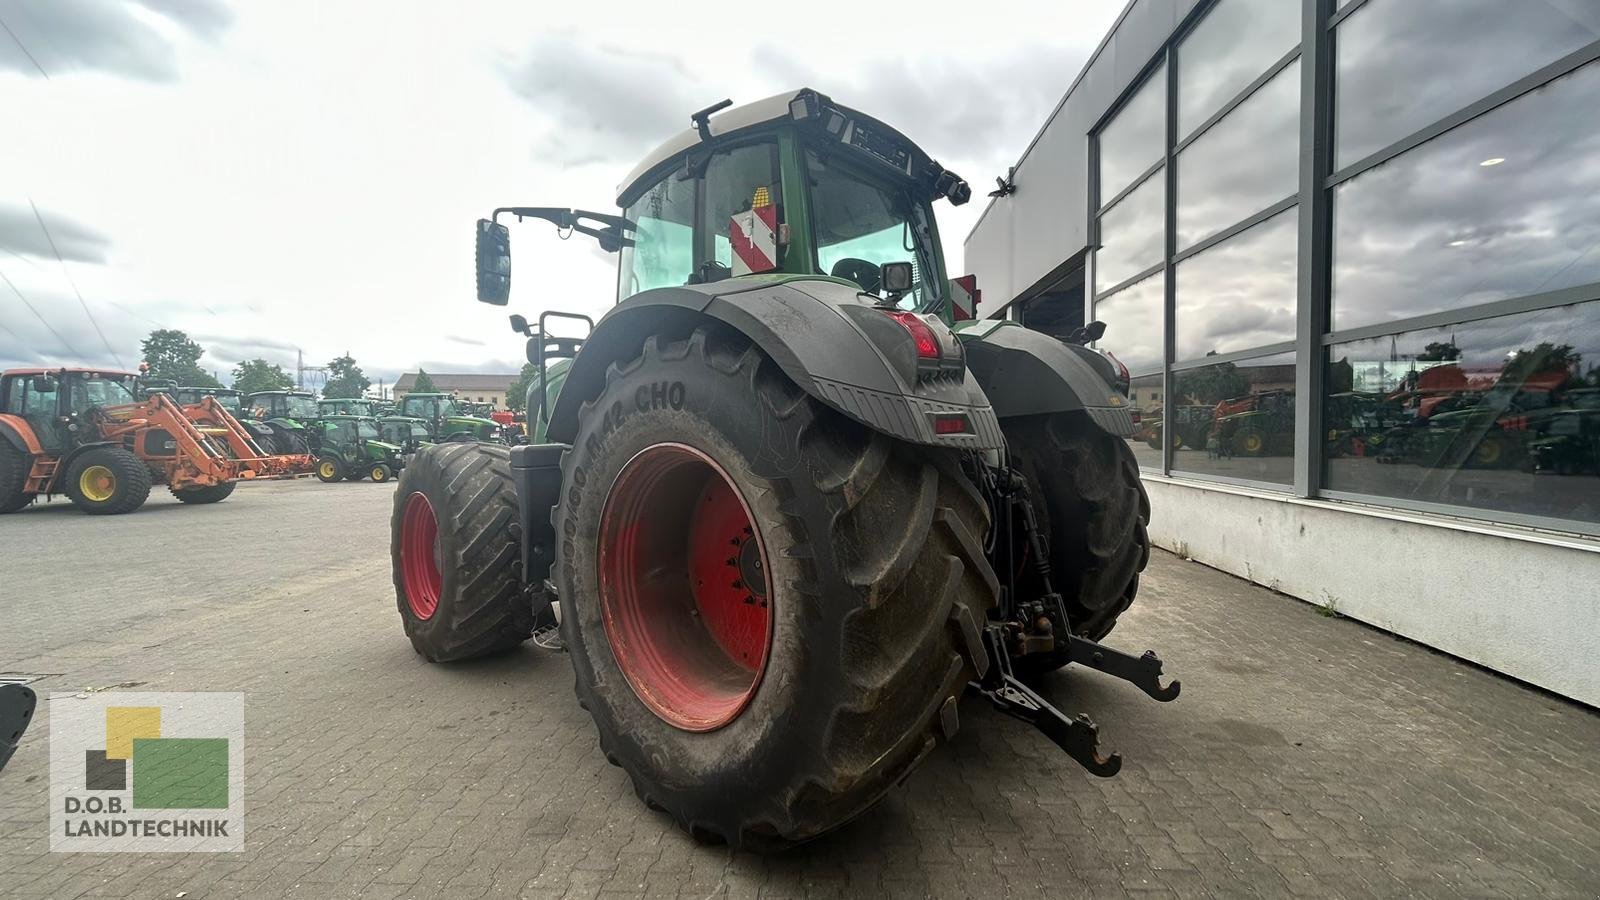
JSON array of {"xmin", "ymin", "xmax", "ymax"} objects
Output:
[{"xmin": 0, "ymin": 0, "xmax": 1120, "ymax": 387}]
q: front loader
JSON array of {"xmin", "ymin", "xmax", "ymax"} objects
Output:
[
  {"xmin": 0, "ymin": 368, "xmax": 310, "ymax": 514},
  {"xmin": 388, "ymin": 89, "xmax": 1178, "ymax": 848}
]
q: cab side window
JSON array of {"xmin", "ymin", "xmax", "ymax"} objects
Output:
[
  {"xmin": 619, "ymin": 173, "xmax": 696, "ymax": 300},
  {"xmin": 706, "ymin": 143, "xmax": 782, "ymax": 276}
]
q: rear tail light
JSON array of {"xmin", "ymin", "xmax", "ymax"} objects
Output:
[
  {"xmin": 932, "ymin": 414, "xmax": 971, "ymax": 435},
  {"xmin": 884, "ymin": 311, "xmax": 940, "ymax": 359}
]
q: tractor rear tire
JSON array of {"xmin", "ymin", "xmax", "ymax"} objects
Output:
[
  {"xmin": 276, "ymin": 430, "xmax": 310, "ymax": 457},
  {"xmin": 172, "ymin": 481, "xmax": 237, "ymax": 504},
  {"xmin": 391, "ymin": 443, "xmax": 533, "ymax": 662},
  {"xmin": 64, "ymin": 447, "xmax": 152, "ymax": 515},
  {"xmin": 1002, "ymin": 412, "xmax": 1150, "ymax": 659},
  {"xmin": 0, "ymin": 441, "xmax": 34, "ymax": 513},
  {"xmin": 555, "ymin": 327, "xmax": 996, "ymax": 849}
]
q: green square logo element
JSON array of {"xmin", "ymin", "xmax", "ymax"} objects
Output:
[{"xmin": 131, "ymin": 738, "xmax": 229, "ymax": 809}]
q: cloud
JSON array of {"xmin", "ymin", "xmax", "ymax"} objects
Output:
[
  {"xmin": 444, "ymin": 334, "xmax": 486, "ymax": 347},
  {"xmin": 500, "ymin": 36, "xmax": 704, "ymax": 167},
  {"xmin": 0, "ymin": 0, "xmax": 232, "ymax": 81},
  {"xmin": 0, "ymin": 202, "xmax": 113, "ymax": 263}
]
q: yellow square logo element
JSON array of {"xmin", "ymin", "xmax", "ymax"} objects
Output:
[{"xmin": 105, "ymin": 707, "xmax": 161, "ymax": 760}]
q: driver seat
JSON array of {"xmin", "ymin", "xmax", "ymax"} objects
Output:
[{"xmin": 830, "ymin": 258, "xmax": 881, "ymax": 294}]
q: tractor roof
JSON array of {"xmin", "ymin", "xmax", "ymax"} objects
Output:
[
  {"xmin": 246, "ymin": 390, "xmax": 313, "ymax": 397},
  {"xmin": 3, "ymin": 367, "xmax": 138, "ymax": 378},
  {"xmin": 180, "ymin": 385, "xmax": 240, "ymax": 394},
  {"xmin": 617, "ymin": 88, "xmax": 956, "ymax": 208}
]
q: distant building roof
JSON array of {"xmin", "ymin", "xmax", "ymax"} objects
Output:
[{"xmin": 393, "ymin": 372, "xmax": 519, "ymax": 393}]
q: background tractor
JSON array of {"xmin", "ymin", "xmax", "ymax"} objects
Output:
[
  {"xmin": 394, "ymin": 392, "xmax": 503, "ymax": 442},
  {"xmin": 309, "ymin": 415, "xmax": 406, "ymax": 483},
  {"xmin": 0, "ymin": 367, "xmax": 308, "ymax": 514},
  {"xmin": 241, "ymin": 389, "xmax": 319, "ymax": 455},
  {"xmin": 174, "ymin": 386, "xmax": 284, "ymax": 452},
  {"xmin": 389, "ymin": 90, "xmax": 1176, "ymax": 848},
  {"xmin": 377, "ymin": 414, "xmax": 434, "ymax": 455},
  {"xmin": 318, "ymin": 397, "xmax": 378, "ymax": 417}
]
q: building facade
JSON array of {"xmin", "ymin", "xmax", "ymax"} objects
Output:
[
  {"xmin": 392, "ymin": 372, "xmax": 520, "ymax": 410},
  {"xmin": 966, "ymin": 0, "xmax": 1600, "ymax": 705}
]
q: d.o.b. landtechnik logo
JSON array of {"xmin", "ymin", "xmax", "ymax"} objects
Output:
[{"xmin": 49, "ymin": 692, "xmax": 243, "ymax": 852}]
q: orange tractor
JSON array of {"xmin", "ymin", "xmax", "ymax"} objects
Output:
[{"xmin": 0, "ymin": 367, "xmax": 313, "ymax": 515}]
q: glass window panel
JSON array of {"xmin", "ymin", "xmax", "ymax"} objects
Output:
[
  {"xmin": 1093, "ymin": 271, "xmax": 1165, "ymax": 376},
  {"xmin": 1099, "ymin": 63, "xmax": 1167, "ymax": 204},
  {"xmin": 1126, "ymin": 373, "xmax": 1166, "ymax": 471},
  {"xmin": 1178, "ymin": 0, "xmax": 1300, "ymax": 140},
  {"xmin": 618, "ymin": 172, "xmax": 695, "ymax": 301},
  {"xmin": 1324, "ymin": 301, "xmax": 1600, "ymax": 528},
  {"xmin": 1176, "ymin": 59, "xmax": 1300, "ymax": 250},
  {"xmin": 1095, "ymin": 171, "xmax": 1165, "ymax": 291},
  {"xmin": 1171, "ymin": 351, "xmax": 1297, "ymax": 485},
  {"xmin": 1174, "ymin": 206, "xmax": 1298, "ymax": 362},
  {"xmin": 1335, "ymin": 0, "xmax": 1600, "ymax": 168},
  {"xmin": 1332, "ymin": 61, "xmax": 1600, "ymax": 332}
]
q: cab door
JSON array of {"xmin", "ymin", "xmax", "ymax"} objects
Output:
[{"xmin": 5, "ymin": 374, "xmax": 66, "ymax": 452}]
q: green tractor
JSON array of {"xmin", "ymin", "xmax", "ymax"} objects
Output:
[
  {"xmin": 376, "ymin": 414, "xmax": 435, "ymax": 454},
  {"xmin": 240, "ymin": 389, "xmax": 319, "ymax": 455},
  {"xmin": 310, "ymin": 415, "xmax": 406, "ymax": 483},
  {"xmin": 389, "ymin": 90, "xmax": 1177, "ymax": 848},
  {"xmin": 318, "ymin": 397, "xmax": 378, "ymax": 417},
  {"xmin": 173, "ymin": 386, "xmax": 281, "ymax": 449},
  {"xmin": 395, "ymin": 392, "xmax": 503, "ymax": 443}
]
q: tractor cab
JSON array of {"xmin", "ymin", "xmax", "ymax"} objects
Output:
[
  {"xmin": 318, "ymin": 397, "xmax": 376, "ymax": 417},
  {"xmin": 175, "ymin": 386, "xmax": 243, "ymax": 414},
  {"xmin": 243, "ymin": 390, "xmax": 319, "ymax": 425},
  {"xmin": 476, "ymin": 89, "xmax": 977, "ymax": 322},
  {"xmin": 397, "ymin": 392, "xmax": 501, "ymax": 442},
  {"xmin": 0, "ymin": 368, "xmax": 139, "ymax": 453},
  {"xmin": 377, "ymin": 415, "xmax": 433, "ymax": 453}
]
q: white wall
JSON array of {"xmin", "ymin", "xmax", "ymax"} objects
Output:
[{"xmin": 1141, "ymin": 475, "xmax": 1600, "ymax": 707}]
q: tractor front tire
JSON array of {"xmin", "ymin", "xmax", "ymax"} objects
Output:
[
  {"xmin": 1002, "ymin": 412, "xmax": 1150, "ymax": 655},
  {"xmin": 0, "ymin": 441, "xmax": 34, "ymax": 513},
  {"xmin": 391, "ymin": 443, "xmax": 533, "ymax": 662},
  {"xmin": 171, "ymin": 481, "xmax": 237, "ymax": 504},
  {"xmin": 556, "ymin": 327, "xmax": 996, "ymax": 849},
  {"xmin": 315, "ymin": 455, "xmax": 344, "ymax": 483},
  {"xmin": 64, "ymin": 447, "xmax": 152, "ymax": 515},
  {"xmin": 368, "ymin": 462, "xmax": 394, "ymax": 483}
]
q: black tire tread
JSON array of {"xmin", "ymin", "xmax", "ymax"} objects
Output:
[
  {"xmin": 562, "ymin": 327, "xmax": 996, "ymax": 849},
  {"xmin": 171, "ymin": 481, "xmax": 237, "ymax": 504},
  {"xmin": 1003, "ymin": 412, "xmax": 1150, "ymax": 644},
  {"xmin": 0, "ymin": 441, "xmax": 33, "ymax": 513},
  {"xmin": 65, "ymin": 447, "xmax": 152, "ymax": 515},
  {"xmin": 392, "ymin": 443, "xmax": 533, "ymax": 662}
]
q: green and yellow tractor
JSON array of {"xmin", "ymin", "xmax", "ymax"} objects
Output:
[
  {"xmin": 310, "ymin": 415, "xmax": 405, "ymax": 483},
  {"xmin": 394, "ymin": 392, "xmax": 503, "ymax": 443},
  {"xmin": 389, "ymin": 89, "xmax": 1177, "ymax": 848},
  {"xmin": 241, "ymin": 390, "xmax": 319, "ymax": 456},
  {"xmin": 317, "ymin": 397, "xmax": 378, "ymax": 417}
]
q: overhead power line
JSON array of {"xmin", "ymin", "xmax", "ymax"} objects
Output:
[
  {"xmin": 0, "ymin": 14, "xmax": 48, "ymax": 79},
  {"xmin": 0, "ymin": 267, "xmax": 83, "ymax": 358},
  {"xmin": 30, "ymin": 199, "xmax": 124, "ymax": 367}
]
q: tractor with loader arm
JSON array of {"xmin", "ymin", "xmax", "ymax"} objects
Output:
[
  {"xmin": 389, "ymin": 89, "xmax": 1177, "ymax": 848},
  {"xmin": 174, "ymin": 386, "xmax": 288, "ymax": 456},
  {"xmin": 0, "ymin": 367, "xmax": 311, "ymax": 514}
]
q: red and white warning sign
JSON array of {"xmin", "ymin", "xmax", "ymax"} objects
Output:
[
  {"xmin": 950, "ymin": 274, "xmax": 981, "ymax": 321},
  {"xmin": 729, "ymin": 186, "xmax": 779, "ymax": 276}
]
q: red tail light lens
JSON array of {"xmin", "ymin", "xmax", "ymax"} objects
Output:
[
  {"xmin": 933, "ymin": 414, "xmax": 971, "ymax": 435},
  {"xmin": 884, "ymin": 311, "xmax": 940, "ymax": 360}
]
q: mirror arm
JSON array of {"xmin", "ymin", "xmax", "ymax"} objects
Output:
[{"xmin": 492, "ymin": 208, "xmax": 636, "ymax": 253}]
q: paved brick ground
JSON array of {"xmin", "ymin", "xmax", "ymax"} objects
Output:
[{"xmin": 2, "ymin": 480, "xmax": 1598, "ymax": 898}]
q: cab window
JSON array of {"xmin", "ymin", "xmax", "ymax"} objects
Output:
[
  {"xmin": 706, "ymin": 143, "xmax": 782, "ymax": 276},
  {"xmin": 807, "ymin": 149, "xmax": 934, "ymax": 309},
  {"xmin": 619, "ymin": 172, "xmax": 695, "ymax": 300},
  {"xmin": 12, "ymin": 375, "xmax": 58, "ymax": 416}
]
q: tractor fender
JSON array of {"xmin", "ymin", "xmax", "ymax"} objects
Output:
[
  {"xmin": 544, "ymin": 279, "xmax": 1003, "ymax": 450},
  {"xmin": 0, "ymin": 414, "xmax": 42, "ymax": 456},
  {"xmin": 953, "ymin": 318, "xmax": 1137, "ymax": 436}
]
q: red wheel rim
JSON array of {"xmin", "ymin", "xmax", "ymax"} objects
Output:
[
  {"xmin": 598, "ymin": 443, "xmax": 772, "ymax": 732},
  {"xmin": 401, "ymin": 492, "xmax": 442, "ymax": 620}
]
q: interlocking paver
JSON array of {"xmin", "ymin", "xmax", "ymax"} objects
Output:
[{"xmin": 2, "ymin": 480, "xmax": 1598, "ymax": 898}]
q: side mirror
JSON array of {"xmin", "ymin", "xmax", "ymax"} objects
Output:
[
  {"xmin": 509, "ymin": 314, "xmax": 531, "ymax": 335},
  {"xmin": 880, "ymin": 261, "xmax": 914, "ymax": 294},
  {"xmin": 31, "ymin": 376, "xmax": 53, "ymax": 393},
  {"xmin": 475, "ymin": 219, "xmax": 511, "ymax": 305}
]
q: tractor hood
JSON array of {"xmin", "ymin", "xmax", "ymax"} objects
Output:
[{"xmin": 367, "ymin": 440, "xmax": 402, "ymax": 454}]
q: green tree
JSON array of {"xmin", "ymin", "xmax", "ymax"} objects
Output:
[
  {"xmin": 323, "ymin": 353, "xmax": 371, "ymax": 399},
  {"xmin": 231, "ymin": 358, "xmax": 295, "ymax": 394},
  {"xmin": 506, "ymin": 363, "xmax": 536, "ymax": 412},
  {"xmin": 1417, "ymin": 340, "xmax": 1462, "ymax": 362},
  {"xmin": 412, "ymin": 369, "xmax": 437, "ymax": 393},
  {"xmin": 140, "ymin": 329, "xmax": 220, "ymax": 387}
]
